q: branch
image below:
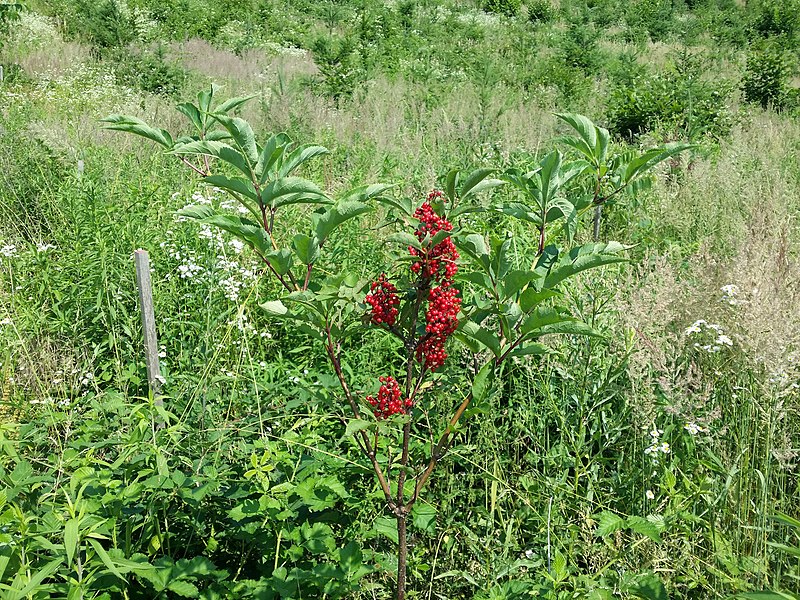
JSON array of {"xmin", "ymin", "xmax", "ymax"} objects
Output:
[
  {"xmin": 324, "ymin": 326, "xmax": 397, "ymax": 510},
  {"xmin": 407, "ymin": 391, "xmax": 473, "ymax": 509}
]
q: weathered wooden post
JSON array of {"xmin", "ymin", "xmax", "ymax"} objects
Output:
[
  {"xmin": 134, "ymin": 249, "xmax": 163, "ymax": 408},
  {"xmin": 0, "ymin": 65, "xmax": 4, "ymax": 84}
]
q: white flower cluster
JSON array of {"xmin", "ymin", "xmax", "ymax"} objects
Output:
[
  {"xmin": 218, "ymin": 256, "xmax": 257, "ymax": 302},
  {"xmin": 720, "ymin": 284, "xmax": 743, "ymax": 306},
  {"xmin": 36, "ymin": 243, "xmax": 57, "ymax": 253},
  {"xmin": 644, "ymin": 428, "xmax": 670, "ymax": 457},
  {"xmin": 7, "ymin": 12, "xmax": 60, "ymax": 53},
  {"xmin": 684, "ymin": 421, "xmax": 708, "ymax": 435},
  {"xmin": 0, "ymin": 244, "xmax": 17, "ymax": 258},
  {"xmin": 27, "ymin": 64, "xmax": 137, "ymax": 114},
  {"xmin": 262, "ymin": 42, "xmax": 308, "ymax": 58},
  {"xmin": 685, "ymin": 320, "xmax": 734, "ymax": 353}
]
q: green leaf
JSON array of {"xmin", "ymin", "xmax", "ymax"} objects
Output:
[
  {"xmin": 555, "ymin": 113, "xmax": 597, "ymax": 160},
  {"xmin": 264, "ymin": 248, "xmax": 293, "ymax": 275},
  {"xmin": 375, "ymin": 195, "xmax": 414, "ymax": 216},
  {"xmin": 101, "ymin": 115, "xmax": 173, "ymax": 148},
  {"xmin": 472, "ymin": 361, "xmax": 495, "ymax": 402},
  {"xmin": 519, "ymin": 306, "xmax": 575, "ymax": 335},
  {"xmin": 279, "ymin": 144, "xmax": 329, "ymax": 177},
  {"xmin": 255, "ymin": 132, "xmax": 291, "ymax": 182},
  {"xmin": 459, "ymin": 167, "xmax": 503, "ymax": 200},
  {"xmin": 302, "ymin": 522, "xmax": 335, "ymax": 554},
  {"xmin": 373, "ymin": 517, "xmax": 399, "ymax": 544},
  {"xmin": 626, "ymin": 516, "xmax": 662, "ymax": 543},
  {"xmin": 167, "ymin": 580, "xmax": 200, "ymax": 598},
  {"xmin": 772, "ymin": 512, "xmax": 800, "ymax": 529},
  {"xmin": 175, "ymin": 102, "xmax": 203, "ymax": 131},
  {"xmin": 64, "ymin": 518, "xmax": 79, "ymax": 568},
  {"xmin": 445, "ymin": 169, "xmax": 459, "ymax": 203},
  {"xmin": 624, "ymin": 142, "xmax": 693, "ymax": 183},
  {"xmin": 496, "ymin": 202, "xmax": 541, "ymax": 225},
  {"xmin": 459, "ymin": 321, "xmax": 501, "ymax": 356},
  {"xmin": 544, "ymin": 242, "xmax": 628, "ymax": 289},
  {"xmin": 519, "ymin": 288, "xmax": 558, "ymax": 313},
  {"xmin": 203, "ymin": 174, "xmax": 259, "ymax": 203},
  {"xmin": 261, "ymin": 300, "xmax": 289, "ymax": 317},
  {"xmin": 211, "ymin": 114, "xmax": 258, "ymax": 165},
  {"xmin": 339, "ymin": 541, "xmax": 363, "ymax": 576},
  {"xmin": 595, "ymin": 510, "xmax": 626, "ymax": 537},
  {"xmin": 339, "ymin": 183, "xmax": 395, "ymax": 204},
  {"xmin": 736, "ymin": 593, "xmax": 799, "ymax": 600},
  {"xmin": 457, "ymin": 234, "xmax": 490, "ymax": 271},
  {"xmin": 387, "ymin": 232, "xmax": 422, "ymax": 250},
  {"xmin": 412, "ymin": 503, "xmax": 437, "ymax": 535},
  {"xmin": 203, "ymin": 214, "xmax": 271, "ymax": 255},
  {"xmin": 172, "ymin": 140, "xmax": 249, "ymax": 175},
  {"xmin": 292, "ymin": 234, "xmax": 320, "ymax": 265},
  {"xmin": 315, "ymin": 200, "xmax": 372, "ymax": 243},
  {"xmin": 88, "ymin": 539, "xmax": 127, "ymax": 581},
  {"xmin": 768, "ymin": 542, "xmax": 800, "ymax": 558},
  {"xmin": 508, "ymin": 342, "xmax": 549, "ymax": 357},
  {"xmin": 214, "ymin": 94, "xmax": 256, "ymax": 114},
  {"xmin": 628, "ymin": 574, "xmax": 668, "ymax": 600},
  {"xmin": 501, "ymin": 270, "xmax": 538, "ymax": 299},
  {"xmin": 262, "ymin": 176, "xmax": 329, "ymax": 209},
  {"xmin": 4, "ymin": 557, "xmax": 64, "ymax": 600},
  {"xmin": 345, "ymin": 419, "xmax": 372, "ymax": 437}
]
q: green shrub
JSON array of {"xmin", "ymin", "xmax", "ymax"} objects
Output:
[
  {"xmin": 624, "ymin": 0, "xmax": 675, "ymax": 42},
  {"xmin": 526, "ymin": 0, "xmax": 554, "ymax": 23},
  {"xmin": 607, "ymin": 62, "xmax": 733, "ymax": 140},
  {"xmin": 741, "ymin": 41, "xmax": 793, "ymax": 110},
  {"xmin": 110, "ymin": 45, "xmax": 188, "ymax": 97},
  {"xmin": 484, "ymin": 0, "xmax": 521, "ymax": 17},
  {"xmin": 0, "ymin": 1, "xmax": 23, "ymax": 50},
  {"xmin": 752, "ymin": 0, "xmax": 800, "ymax": 41}
]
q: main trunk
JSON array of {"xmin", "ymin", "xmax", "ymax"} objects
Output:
[{"xmin": 396, "ymin": 513, "xmax": 408, "ymax": 600}]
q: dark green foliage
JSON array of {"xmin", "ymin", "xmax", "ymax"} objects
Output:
[
  {"xmin": 63, "ymin": 0, "xmax": 137, "ymax": 50},
  {"xmin": 526, "ymin": 0, "xmax": 555, "ymax": 24},
  {"xmin": 309, "ymin": 34, "xmax": 364, "ymax": 102},
  {"xmin": 484, "ymin": 0, "xmax": 521, "ymax": 17},
  {"xmin": 741, "ymin": 41, "xmax": 794, "ymax": 110},
  {"xmin": 751, "ymin": 0, "xmax": 800, "ymax": 41},
  {"xmin": 110, "ymin": 45, "xmax": 189, "ymax": 97},
  {"xmin": 607, "ymin": 58, "xmax": 733, "ymax": 140},
  {"xmin": 624, "ymin": 0, "xmax": 675, "ymax": 42},
  {"xmin": 0, "ymin": 1, "xmax": 23, "ymax": 49}
]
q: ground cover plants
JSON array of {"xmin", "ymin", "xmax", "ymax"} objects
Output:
[{"xmin": 1, "ymin": 0, "xmax": 799, "ymax": 598}]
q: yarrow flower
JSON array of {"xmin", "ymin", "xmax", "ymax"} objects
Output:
[
  {"xmin": 365, "ymin": 274, "xmax": 400, "ymax": 326},
  {"xmin": 366, "ymin": 376, "xmax": 411, "ymax": 419},
  {"xmin": 684, "ymin": 422, "xmax": 708, "ymax": 435}
]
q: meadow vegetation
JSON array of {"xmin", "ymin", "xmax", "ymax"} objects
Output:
[{"xmin": 0, "ymin": 0, "xmax": 799, "ymax": 598}]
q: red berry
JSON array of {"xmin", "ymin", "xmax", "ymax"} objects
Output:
[
  {"xmin": 365, "ymin": 376, "xmax": 409, "ymax": 419},
  {"xmin": 365, "ymin": 274, "xmax": 400, "ymax": 327}
]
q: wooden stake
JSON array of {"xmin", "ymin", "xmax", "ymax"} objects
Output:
[
  {"xmin": 134, "ymin": 249, "xmax": 163, "ymax": 406},
  {"xmin": 0, "ymin": 66, "xmax": 4, "ymax": 84}
]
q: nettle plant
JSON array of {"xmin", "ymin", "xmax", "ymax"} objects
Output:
[{"xmin": 103, "ymin": 86, "xmax": 685, "ymax": 599}]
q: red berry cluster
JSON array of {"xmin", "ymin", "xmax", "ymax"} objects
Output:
[
  {"xmin": 366, "ymin": 376, "xmax": 412, "ymax": 419},
  {"xmin": 417, "ymin": 282, "xmax": 461, "ymax": 370},
  {"xmin": 409, "ymin": 195, "xmax": 459, "ymax": 282},
  {"xmin": 365, "ymin": 274, "xmax": 400, "ymax": 326}
]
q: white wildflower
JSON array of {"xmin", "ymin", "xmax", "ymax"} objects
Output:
[{"xmin": 645, "ymin": 490, "xmax": 655, "ymax": 500}]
